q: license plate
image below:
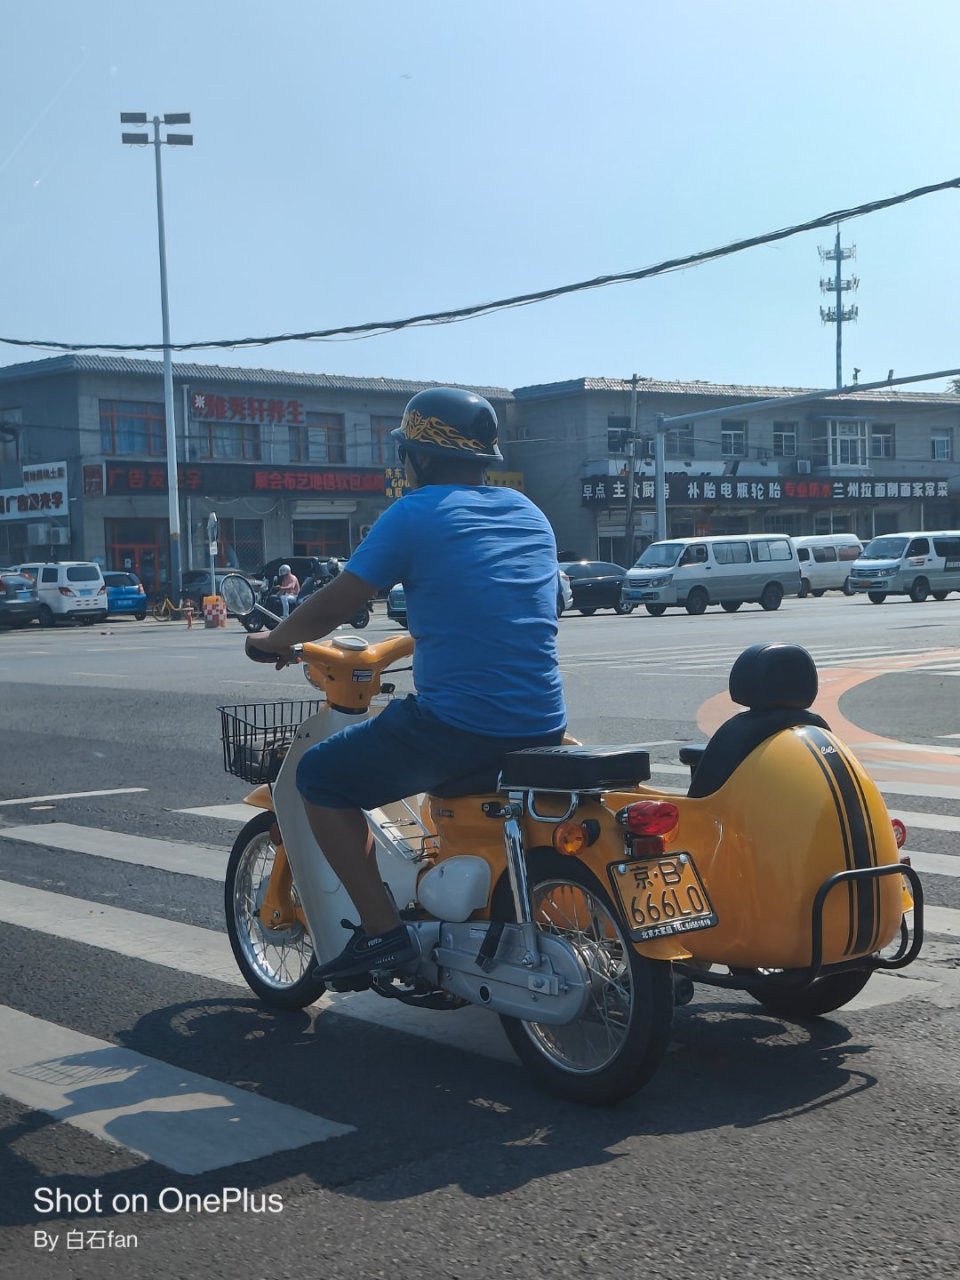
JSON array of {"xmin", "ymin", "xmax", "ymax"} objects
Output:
[
  {"xmin": 608, "ymin": 852, "xmax": 717, "ymax": 942},
  {"xmin": 80, "ymin": 589, "xmax": 93, "ymax": 596}
]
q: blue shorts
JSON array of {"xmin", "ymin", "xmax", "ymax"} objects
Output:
[{"xmin": 295, "ymin": 695, "xmax": 565, "ymax": 810}]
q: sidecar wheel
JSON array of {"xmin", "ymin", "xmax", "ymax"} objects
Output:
[
  {"xmin": 225, "ymin": 811, "xmax": 326, "ymax": 1010},
  {"xmin": 747, "ymin": 969, "xmax": 872, "ymax": 1019},
  {"xmin": 493, "ymin": 851, "xmax": 673, "ymax": 1105}
]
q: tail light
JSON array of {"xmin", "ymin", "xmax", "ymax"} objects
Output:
[
  {"xmin": 97, "ymin": 585, "xmax": 106, "ymax": 595},
  {"xmin": 58, "ymin": 587, "xmax": 76, "ymax": 597},
  {"xmin": 136, "ymin": 585, "xmax": 145, "ymax": 595},
  {"xmin": 617, "ymin": 801, "xmax": 680, "ymax": 838},
  {"xmin": 891, "ymin": 818, "xmax": 907, "ymax": 849}
]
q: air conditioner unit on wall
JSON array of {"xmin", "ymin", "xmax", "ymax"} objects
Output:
[
  {"xmin": 48, "ymin": 527, "xmax": 71, "ymax": 545},
  {"xmin": 796, "ymin": 459, "xmax": 812, "ymax": 475},
  {"xmin": 26, "ymin": 523, "xmax": 50, "ymax": 543}
]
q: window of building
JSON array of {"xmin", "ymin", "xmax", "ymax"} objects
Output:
[
  {"xmin": 195, "ymin": 420, "xmax": 261, "ymax": 461},
  {"xmin": 773, "ymin": 423, "xmax": 798, "ymax": 457},
  {"xmin": 292, "ymin": 519, "xmax": 350, "ymax": 559},
  {"xmin": 665, "ymin": 424, "xmax": 695, "ymax": 459},
  {"xmin": 763, "ymin": 513, "xmax": 803, "ymax": 535},
  {"xmin": 813, "ymin": 514, "xmax": 852, "ymax": 533},
  {"xmin": 932, "ymin": 432, "xmax": 953, "ymax": 461},
  {"xmin": 870, "ymin": 424, "xmax": 895, "ymax": 459},
  {"xmin": 100, "ymin": 400, "xmax": 166, "ymax": 456},
  {"xmin": 216, "ymin": 517, "xmax": 264, "ymax": 572},
  {"xmin": 0, "ymin": 407, "xmax": 21, "ymax": 463},
  {"xmin": 720, "ymin": 421, "xmax": 747, "ymax": 458},
  {"xmin": 607, "ymin": 416, "xmax": 630, "ymax": 455},
  {"xmin": 290, "ymin": 412, "xmax": 345, "ymax": 464},
  {"xmin": 371, "ymin": 416, "xmax": 402, "ymax": 466},
  {"xmin": 829, "ymin": 420, "xmax": 867, "ymax": 467}
]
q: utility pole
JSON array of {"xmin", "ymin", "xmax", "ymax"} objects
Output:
[
  {"xmin": 819, "ymin": 224, "xmax": 858, "ymax": 390},
  {"xmin": 121, "ymin": 112, "xmax": 193, "ymax": 597},
  {"xmin": 622, "ymin": 374, "xmax": 639, "ymax": 564}
]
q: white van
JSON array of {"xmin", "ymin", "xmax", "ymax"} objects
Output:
[
  {"xmin": 15, "ymin": 561, "xmax": 108, "ymax": 626},
  {"xmin": 792, "ymin": 534, "xmax": 863, "ymax": 597},
  {"xmin": 847, "ymin": 530, "xmax": 960, "ymax": 604},
  {"xmin": 621, "ymin": 534, "xmax": 801, "ymax": 616}
]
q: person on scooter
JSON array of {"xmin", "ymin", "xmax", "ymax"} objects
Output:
[
  {"xmin": 275, "ymin": 563, "xmax": 300, "ymax": 619},
  {"xmin": 244, "ymin": 387, "xmax": 566, "ymax": 981}
]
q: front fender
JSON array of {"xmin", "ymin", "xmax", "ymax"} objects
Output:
[{"xmin": 243, "ymin": 784, "xmax": 274, "ymax": 811}]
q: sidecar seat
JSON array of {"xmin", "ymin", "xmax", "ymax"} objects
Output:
[{"xmin": 682, "ymin": 643, "xmax": 829, "ymax": 799}]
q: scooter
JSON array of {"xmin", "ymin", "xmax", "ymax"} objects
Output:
[
  {"xmin": 239, "ymin": 577, "xmax": 371, "ymax": 634},
  {"xmin": 216, "ymin": 573, "xmax": 923, "ymax": 1104}
]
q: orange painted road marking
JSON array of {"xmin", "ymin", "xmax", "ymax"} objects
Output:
[{"xmin": 696, "ymin": 649, "xmax": 960, "ymax": 789}]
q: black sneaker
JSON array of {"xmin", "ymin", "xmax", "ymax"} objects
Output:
[{"xmin": 314, "ymin": 920, "xmax": 417, "ymax": 981}]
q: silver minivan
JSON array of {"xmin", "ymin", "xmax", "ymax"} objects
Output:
[
  {"xmin": 847, "ymin": 531, "xmax": 960, "ymax": 603},
  {"xmin": 792, "ymin": 534, "xmax": 863, "ymax": 597},
  {"xmin": 621, "ymin": 534, "xmax": 801, "ymax": 615}
]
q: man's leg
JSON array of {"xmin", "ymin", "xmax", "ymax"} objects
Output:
[
  {"xmin": 302, "ymin": 801, "xmax": 398, "ymax": 936},
  {"xmin": 280, "ymin": 593, "xmax": 291, "ymax": 619}
]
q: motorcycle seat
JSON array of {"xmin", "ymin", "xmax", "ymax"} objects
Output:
[{"xmin": 498, "ymin": 745, "xmax": 652, "ymax": 792}]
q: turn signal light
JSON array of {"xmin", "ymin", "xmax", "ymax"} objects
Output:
[
  {"xmin": 617, "ymin": 800, "xmax": 680, "ymax": 838},
  {"xmin": 553, "ymin": 820, "xmax": 586, "ymax": 855},
  {"xmin": 891, "ymin": 818, "xmax": 907, "ymax": 849}
]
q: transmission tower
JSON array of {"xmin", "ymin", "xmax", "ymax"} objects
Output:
[{"xmin": 819, "ymin": 224, "xmax": 858, "ymax": 389}]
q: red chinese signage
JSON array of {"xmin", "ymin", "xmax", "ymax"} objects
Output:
[
  {"xmin": 191, "ymin": 392, "xmax": 304, "ymax": 425},
  {"xmin": 104, "ymin": 462, "xmax": 387, "ymax": 498}
]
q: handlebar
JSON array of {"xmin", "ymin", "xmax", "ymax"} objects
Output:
[{"xmin": 244, "ymin": 639, "xmax": 303, "ymax": 664}]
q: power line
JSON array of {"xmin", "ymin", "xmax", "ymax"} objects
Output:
[{"xmin": 2, "ymin": 175, "xmax": 958, "ymax": 356}]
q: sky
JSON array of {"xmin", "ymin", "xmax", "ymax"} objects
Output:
[{"xmin": 2, "ymin": 0, "xmax": 959, "ymax": 396}]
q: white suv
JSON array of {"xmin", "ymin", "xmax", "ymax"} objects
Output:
[{"xmin": 16, "ymin": 562, "xmax": 108, "ymax": 626}]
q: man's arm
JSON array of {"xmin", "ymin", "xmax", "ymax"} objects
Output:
[{"xmin": 246, "ymin": 570, "xmax": 375, "ymax": 659}]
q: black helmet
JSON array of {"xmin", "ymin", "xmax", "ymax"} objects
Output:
[{"xmin": 391, "ymin": 387, "xmax": 503, "ymax": 462}]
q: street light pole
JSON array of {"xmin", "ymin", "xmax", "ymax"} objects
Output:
[{"xmin": 121, "ymin": 112, "xmax": 193, "ymax": 597}]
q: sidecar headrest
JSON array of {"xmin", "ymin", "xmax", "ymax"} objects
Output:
[{"xmin": 729, "ymin": 643, "xmax": 818, "ymax": 711}]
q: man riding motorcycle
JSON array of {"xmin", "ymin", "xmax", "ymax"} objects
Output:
[{"xmin": 245, "ymin": 386, "xmax": 566, "ymax": 981}]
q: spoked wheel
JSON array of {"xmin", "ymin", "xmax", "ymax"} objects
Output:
[
  {"xmin": 225, "ymin": 811, "xmax": 326, "ymax": 1009},
  {"xmin": 746, "ymin": 969, "xmax": 872, "ymax": 1019},
  {"xmin": 494, "ymin": 851, "xmax": 673, "ymax": 1104}
]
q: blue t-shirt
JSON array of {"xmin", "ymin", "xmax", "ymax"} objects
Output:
[{"xmin": 346, "ymin": 485, "xmax": 566, "ymax": 737}]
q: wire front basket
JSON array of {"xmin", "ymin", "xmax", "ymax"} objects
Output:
[{"xmin": 218, "ymin": 700, "xmax": 325, "ymax": 785}]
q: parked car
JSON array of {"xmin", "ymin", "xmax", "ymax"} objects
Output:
[
  {"xmin": 622, "ymin": 535, "xmax": 801, "ymax": 615},
  {"xmin": 557, "ymin": 569, "xmax": 573, "ymax": 615},
  {"xmin": 103, "ymin": 570, "xmax": 148, "ymax": 620},
  {"xmin": 0, "ymin": 570, "xmax": 40, "ymax": 628},
  {"xmin": 14, "ymin": 561, "xmax": 107, "ymax": 626},
  {"xmin": 386, "ymin": 583, "xmax": 408, "ymax": 627},
  {"xmin": 558, "ymin": 560, "xmax": 633, "ymax": 615},
  {"xmin": 180, "ymin": 568, "xmax": 262, "ymax": 617}
]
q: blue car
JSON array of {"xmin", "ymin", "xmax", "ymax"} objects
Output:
[{"xmin": 103, "ymin": 571, "xmax": 147, "ymax": 619}]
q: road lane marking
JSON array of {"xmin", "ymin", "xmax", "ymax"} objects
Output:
[
  {"xmin": 924, "ymin": 905, "xmax": 960, "ymax": 938},
  {"xmin": 0, "ymin": 882, "xmax": 515, "ymax": 1061},
  {"xmin": 0, "ymin": 823, "xmax": 227, "ymax": 880},
  {"xmin": 0, "ymin": 788, "xmax": 148, "ymax": 807},
  {"xmin": 176, "ymin": 803, "xmax": 256, "ymax": 823},
  {"xmin": 888, "ymin": 810, "xmax": 960, "ymax": 833},
  {"xmin": 857, "ymin": 741, "xmax": 960, "ymax": 758},
  {"xmin": 0, "ymin": 1004, "xmax": 353, "ymax": 1174}
]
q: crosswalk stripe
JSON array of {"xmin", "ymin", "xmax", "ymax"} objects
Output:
[
  {"xmin": 0, "ymin": 788, "xmax": 148, "ymax": 808},
  {"xmin": 176, "ymin": 803, "xmax": 255, "ymax": 823},
  {"xmin": 0, "ymin": 823, "xmax": 227, "ymax": 881},
  {"xmin": 0, "ymin": 881, "xmax": 514, "ymax": 1062},
  {"xmin": 0, "ymin": 1004, "xmax": 353, "ymax": 1174},
  {"xmin": 924, "ymin": 905, "xmax": 960, "ymax": 938},
  {"xmin": 891, "ymin": 810, "xmax": 960, "ymax": 833},
  {"xmin": 904, "ymin": 849, "xmax": 960, "ymax": 879}
]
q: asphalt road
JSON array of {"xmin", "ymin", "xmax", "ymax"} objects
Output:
[{"xmin": 1, "ymin": 595, "xmax": 959, "ymax": 1279}]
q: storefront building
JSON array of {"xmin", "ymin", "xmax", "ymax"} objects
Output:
[
  {"xmin": 506, "ymin": 377, "xmax": 960, "ymax": 561},
  {"xmin": 0, "ymin": 357, "xmax": 511, "ymax": 590}
]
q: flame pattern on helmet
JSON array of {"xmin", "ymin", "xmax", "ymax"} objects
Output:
[{"xmin": 401, "ymin": 408, "xmax": 492, "ymax": 453}]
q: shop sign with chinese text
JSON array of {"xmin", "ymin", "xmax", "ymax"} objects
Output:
[
  {"xmin": 0, "ymin": 460, "xmax": 68, "ymax": 523},
  {"xmin": 581, "ymin": 474, "xmax": 952, "ymax": 506},
  {"xmin": 104, "ymin": 461, "xmax": 389, "ymax": 498}
]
